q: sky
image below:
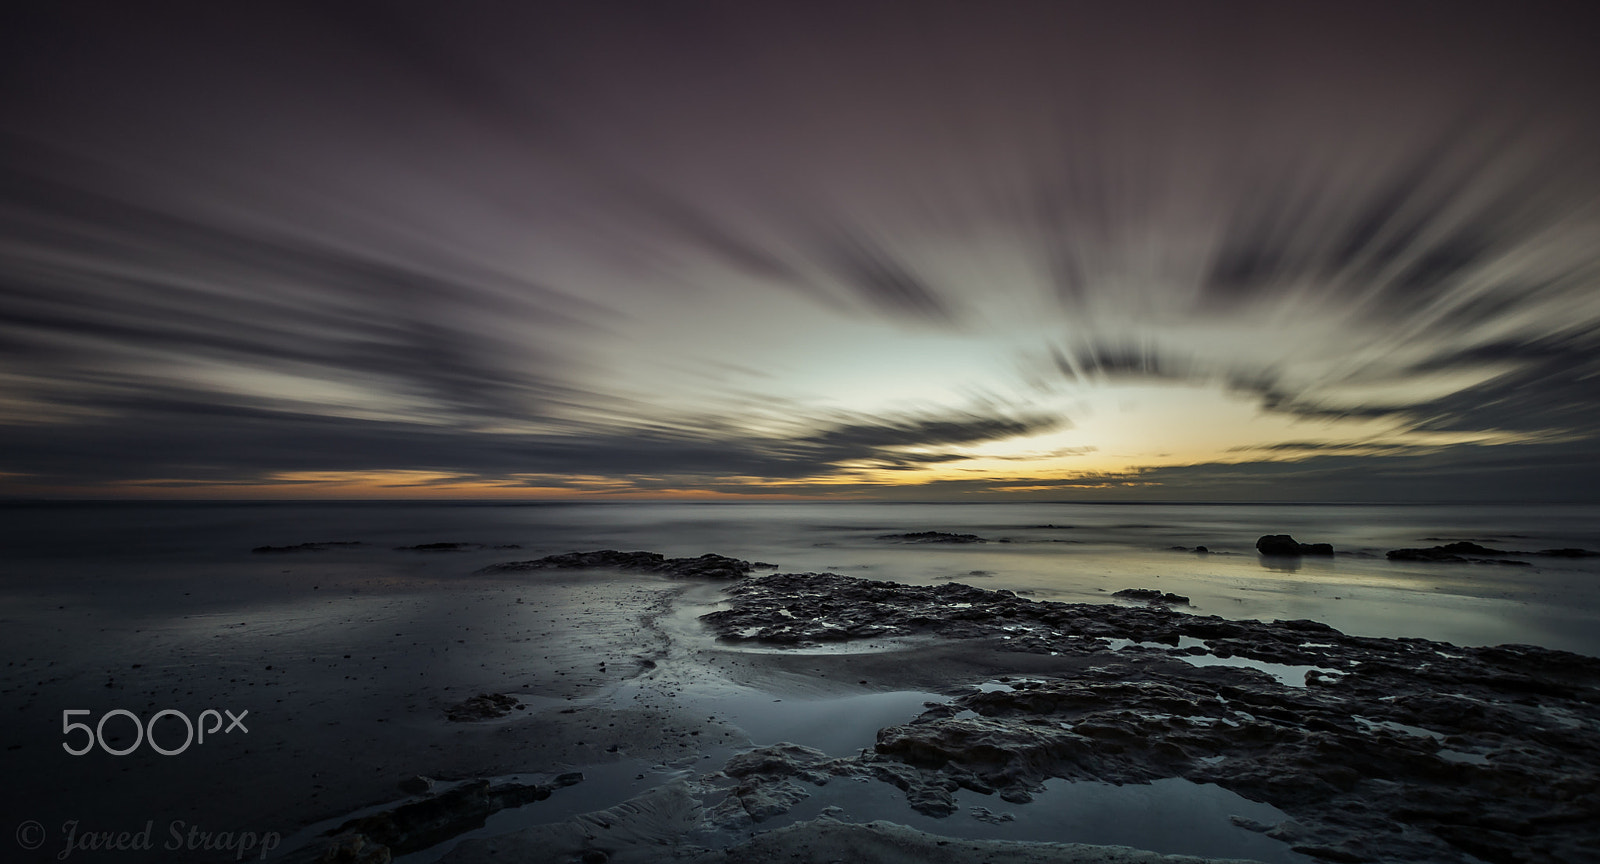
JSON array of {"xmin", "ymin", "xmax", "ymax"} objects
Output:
[{"xmin": 2, "ymin": 1, "xmax": 1599, "ymax": 502}]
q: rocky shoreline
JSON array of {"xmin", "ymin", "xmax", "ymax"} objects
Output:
[
  {"xmin": 698, "ymin": 573, "xmax": 1600, "ymax": 864},
  {"xmin": 271, "ymin": 550, "xmax": 1599, "ymax": 864},
  {"xmin": 480, "ymin": 550, "xmax": 776, "ymax": 579}
]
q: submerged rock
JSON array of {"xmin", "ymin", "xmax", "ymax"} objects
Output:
[
  {"xmin": 1389, "ymin": 541, "xmax": 1598, "ymax": 563},
  {"xmin": 395, "ymin": 542, "xmax": 522, "ymax": 552},
  {"xmin": 481, "ymin": 550, "xmax": 773, "ymax": 579},
  {"xmin": 876, "ymin": 531, "xmax": 989, "ymax": 543},
  {"xmin": 1112, "ymin": 589, "xmax": 1190, "ymax": 606},
  {"xmin": 1387, "ymin": 541, "xmax": 1519, "ymax": 563},
  {"xmin": 251, "ymin": 541, "xmax": 364, "ymax": 554},
  {"xmin": 309, "ymin": 773, "xmax": 582, "ymax": 861},
  {"xmin": 1534, "ymin": 547, "xmax": 1600, "ymax": 558},
  {"xmin": 1255, "ymin": 535, "xmax": 1334, "ymax": 556},
  {"xmin": 1394, "ymin": 540, "xmax": 1511, "ymax": 558},
  {"xmin": 440, "ymin": 782, "xmax": 704, "ymax": 864}
]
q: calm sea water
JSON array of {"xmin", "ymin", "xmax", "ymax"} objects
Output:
[{"xmin": 4, "ymin": 500, "xmax": 1599, "ymax": 656}]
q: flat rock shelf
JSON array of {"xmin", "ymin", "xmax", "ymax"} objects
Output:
[{"xmin": 697, "ymin": 573, "xmax": 1600, "ymax": 864}]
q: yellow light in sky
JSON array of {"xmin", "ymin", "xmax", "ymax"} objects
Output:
[{"xmin": 836, "ymin": 380, "xmax": 1514, "ymax": 491}]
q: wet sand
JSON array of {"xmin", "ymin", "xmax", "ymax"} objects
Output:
[{"xmin": 1, "ymin": 559, "xmax": 750, "ymax": 861}]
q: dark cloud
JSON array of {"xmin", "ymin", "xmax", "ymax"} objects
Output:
[
  {"xmin": 1198, "ymin": 121, "xmax": 1569, "ymax": 321},
  {"xmin": 782, "ymin": 413, "xmax": 1063, "ymax": 467},
  {"xmin": 0, "ymin": 378, "xmax": 1059, "ymax": 490},
  {"xmin": 1216, "ymin": 329, "xmax": 1600, "ymax": 435},
  {"xmin": 1226, "ymin": 441, "xmax": 1443, "ymax": 456},
  {"xmin": 640, "ymin": 438, "xmax": 1600, "ymax": 502},
  {"xmin": 0, "ymin": 139, "xmax": 611, "ymax": 425},
  {"xmin": 799, "ymin": 224, "xmax": 957, "ymax": 324},
  {"xmin": 1049, "ymin": 341, "xmax": 1194, "ymax": 384},
  {"xmin": 1119, "ymin": 442, "xmax": 1600, "ymax": 504},
  {"xmin": 1402, "ymin": 332, "xmax": 1600, "ymax": 436},
  {"xmin": 2, "ymin": 2, "xmax": 1599, "ymax": 499}
]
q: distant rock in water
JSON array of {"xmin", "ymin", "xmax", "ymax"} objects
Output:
[
  {"xmin": 876, "ymin": 531, "xmax": 988, "ymax": 543},
  {"xmin": 1388, "ymin": 542, "xmax": 1596, "ymax": 563},
  {"xmin": 481, "ymin": 550, "xmax": 774, "ymax": 579},
  {"xmin": 1387, "ymin": 547, "xmax": 1466, "ymax": 562},
  {"xmin": 1256, "ymin": 534, "xmax": 1334, "ymax": 556},
  {"xmin": 1388, "ymin": 541, "xmax": 1515, "ymax": 563},
  {"xmin": 1170, "ymin": 545, "xmax": 1210, "ymax": 553},
  {"xmin": 396, "ymin": 542, "xmax": 522, "ymax": 552},
  {"xmin": 1112, "ymin": 588, "xmax": 1190, "ymax": 606},
  {"xmin": 251, "ymin": 541, "xmax": 363, "ymax": 554}
]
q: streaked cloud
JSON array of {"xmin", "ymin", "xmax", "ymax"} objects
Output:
[{"xmin": 1, "ymin": 1, "xmax": 1597, "ymax": 500}]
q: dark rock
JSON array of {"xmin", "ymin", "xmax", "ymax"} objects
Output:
[
  {"xmin": 968, "ymin": 806, "xmax": 1015, "ymax": 824},
  {"xmin": 705, "ymin": 744, "xmax": 857, "ymax": 828},
  {"xmin": 1255, "ymin": 534, "xmax": 1301, "ymax": 555},
  {"xmin": 1435, "ymin": 541, "xmax": 1511, "ymax": 555},
  {"xmin": 251, "ymin": 541, "xmax": 363, "ymax": 554},
  {"xmin": 480, "ymin": 550, "xmax": 767, "ymax": 579},
  {"xmin": 703, "ymin": 572, "xmax": 1600, "ymax": 864},
  {"xmin": 1256, "ymin": 535, "xmax": 1335, "ymax": 556},
  {"xmin": 905, "ymin": 784, "xmax": 958, "ymax": 816},
  {"xmin": 1387, "ymin": 547, "xmax": 1467, "ymax": 562},
  {"xmin": 723, "ymin": 743, "xmax": 833, "ymax": 782},
  {"xmin": 397, "ymin": 776, "xmax": 433, "ymax": 795},
  {"xmin": 445, "ymin": 693, "xmax": 519, "ymax": 722},
  {"xmin": 1388, "ymin": 541, "xmax": 1525, "ymax": 563},
  {"xmin": 1534, "ymin": 548, "xmax": 1599, "ymax": 558},
  {"xmin": 388, "ymin": 541, "xmax": 520, "ymax": 552},
  {"xmin": 876, "ymin": 531, "xmax": 988, "ymax": 543},
  {"xmin": 312, "ymin": 833, "xmax": 388, "ymax": 864},
  {"xmin": 1291, "ymin": 845, "xmax": 1365, "ymax": 863},
  {"xmin": 1112, "ymin": 589, "xmax": 1190, "ymax": 606},
  {"xmin": 321, "ymin": 777, "xmax": 560, "ymax": 858}
]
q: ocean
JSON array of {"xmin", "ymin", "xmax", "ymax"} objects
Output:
[{"xmin": 5, "ymin": 500, "xmax": 1598, "ymax": 656}]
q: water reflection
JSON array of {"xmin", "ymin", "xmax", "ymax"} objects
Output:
[{"xmin": 1257, "ymin": 554, "xmax": 1302, "ymax": 572}]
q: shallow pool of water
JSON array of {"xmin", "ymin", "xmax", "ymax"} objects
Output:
[
  {"xmin": 769, "ymin": 774, "xmax": 1311, "ymax": 863},
  {"xmin": 682, "ymin": 686, "xmax": 949, "ymax": 756}
]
